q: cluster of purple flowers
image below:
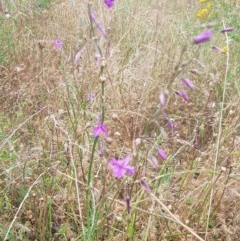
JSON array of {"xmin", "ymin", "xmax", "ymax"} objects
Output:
[{"xmin": 88, "ymin": 2, "xmax": 235, "ymax": 213}]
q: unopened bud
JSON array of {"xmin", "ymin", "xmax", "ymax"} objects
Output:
[
  {"xmin": 112, "ymin": 113, "xmax": 119, "ymax": 121},
  {"xmin": 134, "ymin": 138, "xmax": 141, "ymax": 147},
  {"xmin": 100, "ymin": 75, "xmax": 106, "ymax": 82},
  {"xmin": 101, "ymin": 59, "xmax": 107, "ymax": 67},
  {"xmin": 106, "ymin": 137, "xmax": 113, "ymax": 144}
]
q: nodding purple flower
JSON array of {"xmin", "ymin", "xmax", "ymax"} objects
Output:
[
  {"xmin": 140, "ymin": 179, "xmax": 151, "ymax": 194},
  {"xmin": 166, "ymin": 118, "xmax": 174, "ymax": 131},
  {"xmin": 108, "ymin": 155, "xmax": 134, "ymax": 179},
  {"xmin": 212, "ymin": 46, "xmax": 223, "ymax": 53},
  {"xmin": 221, "ymin": 27, "xmax": 234, "ymax": 33},
  {"xmin": 148, "ymin": 155, "xmax": 158, "ymax": 167},
  {"xmin": 93, "ymin": 122, "xmax": 108, "ymax": 137},
  {"xmin": 52, "ymin": 38, "xmax": 63, "ymax": 49},
  {"xmin": 88, "ymin": 4, "xmax": 107, "ymax": 38},
  {"xmin": 126, "ymin": 197, "xmax": 131, "ymax": 214},
  {"xmin": 190, "ymin": 69, "xmax": 200, "ymax": 75},
  {"xmin": 181, "ymin": 78, "xmax": 195, "ymax": 90},
  {"xmin": 176, "ymin": 91, "xmax": 189, "ymax": 102},
  {"xmin": 159, "ymin": 92, "xmax": 166, "ymax": 106},
  {"xmin": 193, "ymin": 29, "xmax": 212, "ymax": 44},
  {"xmin": 104, "ymin": 0, "xmax": 115, "ymax": 8},
  {"xmin": 158, "ymin": 148, "xmax": 167, "ymax": 160},
  {"xmin": 74, "ymin": 49, "xmax": 83, "ymax": 66}
]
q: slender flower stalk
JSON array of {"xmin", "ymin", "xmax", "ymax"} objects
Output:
[{"xmin": 126, "ymin": 197, "xmax": 131, "ymax": 214}]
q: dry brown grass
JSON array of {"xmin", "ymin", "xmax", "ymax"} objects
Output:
[{"xmin": 1, "ymin": 0, "xmax": 240, "ymax": 240}]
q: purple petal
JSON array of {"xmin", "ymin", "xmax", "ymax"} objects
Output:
[
  {"xmin": 159, "ymin": 92, "xmax": 166, "ymax": 106},
  {"xmin": 108, "ymin": 156, "xmax": 134, "ymax": 178},
  {"xmin": 89, "ymin": 5, "xmax": 107, "ymax": 38},
  {"xmin": 176, "ymin": 91, "xmax": 189, "ymax": 102},
  {"xmin": 193, "ymin": 29, "xmax": 212, "ymax": 44},
  {"xmin": 221, "ymin": 27, "xmax": 234, "ymax": 33},
  {"xmin": 125, "ymin": 166, "xmax": 135, "ymax": 176},
  {"xmin": 87, "ymin": 93, "xmax": 95, "ymax": 102},
  {"xmin": 212, "ymin": 46, "xmax": 223, "ymax": 52},
  {"xmin": 158, "ymin": 148, "xmax": 167, "ymax": 160},
  {"xmin": 96, "ymin": 23, "xmax": 107, "ymax": 38},
  {"xmin": 181, "ymin": 78, "xmax": 194, "ymax": 90},
  {"xmin": 100, "ymin": 124, "xmax": 108, "ymax": 135},
  {"xmin": 93, "ymin": 127, "xmax": 101, "ymax": 137},
  {"xmin": 104, "ymin": 0, "xmax": 115, "ymax": 8},
  {"xmin": 112, "ymin": 166, "xmax": 126, "ymax": 178},
  {"xmin": 93, "ymin": 123, "xmax": 108, "ymax": 137},
  {"xmin": 52, "ymin": 38, "xmax": 63, "ymax": 49},
  {"xmin": 140, "ymin": 179, "xmax": 151, "ymax": 194},
  {"xmin": 122, "ymin": 155, "xmax": 131, "ymax": 165}
]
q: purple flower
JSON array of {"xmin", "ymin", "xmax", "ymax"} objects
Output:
[
  {"xmin": 87, "ymin": 93, "xmax": 95, "ymax": 102},
  {"xmin": 193, "ymin": 29, "xmax": 212, "ymax": 44},
  {"xmin": 89, "ymin": 4, "xmax": 107, "ymax": 38},
  {"xmin": 176, "ymin": 91, "xmax": 189, "ymax": 102},
  {"xmin": 212, "ymin": 46, "xmax": 223, "ymax": 53},
  {"xmin": 221, "ymin": 27, "xmax": 234, "ymax": 33},
  {"xmin": 166, "ymin": 118, "xmax": 174, "ymax": 131},
  {"xmin": 108, "ymin": 156, "xmax": 134, "ymax": 178},
  {"xmin": 52, "ymin": 38, "xmax": 63, "ymax": 49},
  {"xmin": 104, "ymin": 0, "xmax": 115, "ymax": 8},
  {"xmin": 190, "ymin": 69, "xmax": 201, "ymax": 75},
  {"xmin": 140, "ymin": 179, "xmax": 151, "ymax": 194},
  {"xmin": 181, "ymin": 78, "xmax": 195, "ymax": 90},
  {"xmin": 158, "ymin": 148, "xmax": 167, "ymax": 160},
  {"xmin": 93, "ymin": 123, "xmax": 108, "ymax": 137}
]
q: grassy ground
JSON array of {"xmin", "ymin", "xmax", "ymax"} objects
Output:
[{"xmin": 1, "ymin": 0, "xmax": 240, "ymax": 240}]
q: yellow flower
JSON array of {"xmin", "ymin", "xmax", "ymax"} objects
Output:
[
  {"xmin": 206, "ymin": 2, "xmax": 212, "ymax": 9},
  {"xmin": 222, "ymin": 46, "xmax": 228, "ymax": 53},
  {"xmin": 199, "ymin": 0, "xmax": 206, "ymax": 2},
  {"xmin": 196, "ymin": 8, "xmax": 209, "ymax": 19}
]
